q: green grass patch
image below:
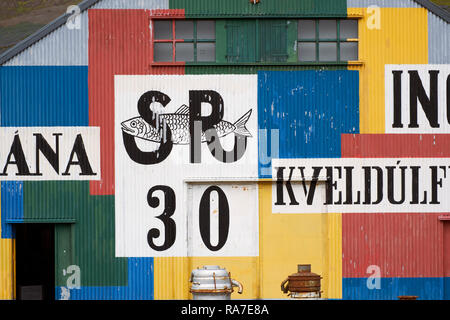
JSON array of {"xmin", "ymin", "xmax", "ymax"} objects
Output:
[{"xmin": 0, "ymin": 22, "xmax": 44, "ymax": 49}]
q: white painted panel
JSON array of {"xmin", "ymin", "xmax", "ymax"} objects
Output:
[
  {"xmin": 0, "ymin": 127, "xmax": 100, "ymax": 180},
  {"xmin": 187, "ymin": 183, "xmax": 258, "ymax": 257},
  {"xmin": 385, "ymin": 64, "xmax": 450, "ymax": 133},
  {"xmin": 115, "ymin": 75, "xmax": 258, "ymax": 257},
  {"xmin": 272, "ymin": 158, "xmax": 450, "ymax": 213}
]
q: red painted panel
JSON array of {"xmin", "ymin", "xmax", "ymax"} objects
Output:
[
  {"xmin": 88, "ymin": 9, "xmax": 185, "ymax": 195},
  {"xmin": 342, "ymin": 212, "xmax": 443, "ymax": 278},
  {"xmin": 341, "ymin": 134, "xmax": 449, "ymax": 278},
  {"xmin": 342, "ymin": 134, "xmax": 450, "ymax": 158},
  {"xmin": 444, "ymin": 222, "xmax": 450, "ymax": 278}
]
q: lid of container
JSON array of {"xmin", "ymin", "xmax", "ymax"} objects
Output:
[{"xmin": 190, "ymin": 266, "xmax": 233, "ymax": 292}]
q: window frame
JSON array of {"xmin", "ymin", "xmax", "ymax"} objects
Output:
[
  {"xmin": 297, "ymin": 18, "xmax": 359, "ymax": 63},
  {"xmin": 152, "ymin": 19, "xmax": 216, "ymax": 63},
  {"xmin": 150, "ymin": 16, "xmax": 362, "ymax": 66}
]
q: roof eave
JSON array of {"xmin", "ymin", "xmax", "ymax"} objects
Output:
[
  {"xmin": 0, "ymin": 0, "xmax": 99, "ymax": 65},
  {"xmin": 414, "ymin": 0, "xmax": 450, "ymax": 23},
  {"xmin": 0, "ymin": 0, "xmax": 448, "ymax": 66}
]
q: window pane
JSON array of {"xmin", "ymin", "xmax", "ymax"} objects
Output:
[
  {"xmin": 154, "ymin": 43, "xmax": 173, "ymax": 62},
  {"xmin": 176, "ymin": 43, "xmax": 194, "ymax": 62},
  {"xmin": 340, "ymin": 20, "xmax": 358, "ymax": 39},
  {"xmin": 319, "ymin": 20, "xmax": 336, "ymax": 39},
  {"xmin": 298, "ymin": 20, "xmax": 315, "ymax": 39},
  {"xmin": 154, "ymin": 20, "xmax": 172, "ymax": 40},
  {"xmin": 197, "ymin": 20, "xmax": 215, "ymax": 39},
  {"xmin": 340, "ymin": 42, "xmax": 358, "ymax": 61},
  {"xmin": 319, "ymin": 42, "xmax": 337, "ymax": 61},
  {"xmin": 197, "ymin": 42, "xmax": 215, "ymax": 62},
  {"xmin": 298, "ymin": 42, "xmax": 316, "ymax": 62},
  {"xmin": 175, "ymin": 20, "xmax": 194, "ymax": 39}
]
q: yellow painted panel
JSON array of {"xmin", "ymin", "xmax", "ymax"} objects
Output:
[
  {"xmin": 0, "ymin": 189, "xmax": 15, "ymax": 300},
  {"xmin": 0, "ymin": 239, "xmax": 14, "ymax": 300},
  {"xmin": 258, "ymin": 182, "xmax": 342, "ymax": 299},
  {"xmin": 327, "ymin": 211, "xmax": 342, "ymax": 299},
  {"xmin": 187, "ymin": 257, "xmax": 259, "ymax": 299},
  {"xmin": 154, "ymin": 257, "xmax": 189, "ymax": 300},
  {"xmin": 348, "ymin": 7, "xmax": 428, "ymax": 134},
  {"xmin": 154, "ymin": 256, "xmax": 259, "ymax": 299},
  {"xmin": 154, "ymin": 182, "xmax": 342, "ymax": 300}
]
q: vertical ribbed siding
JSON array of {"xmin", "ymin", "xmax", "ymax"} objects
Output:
[
  {"xmin": 341, "ymin": 134, "xmax": 449, "ymax": 300},
  {"xmin": 256, "ymin": 71, "xmax": 358, "ymax": 298},
  {"xmin": 328, "ymin": 212, "xmax": 343, "ymax": 299},
  {"xmin": 257, "ymin": 70, "xmax": 359, "ymax": 178},
  {"xmin": 89, "ymin": 8, "xmax": 184, "ymax": 300},
  {"xmin": 3, "ymin": 0, "xmax": 169, "ymax": 66},
  {"xmin": 4, "ymin": 11, "xmax": 89, "ymax": 66},
  {"xmin": 348, "ymin": 7, "xmax": 428, "ymax": 134},
  {"xmin": 171, "ymin": 0, "xmax": 347, "ymax": 17},
  {"xmin": 428, "ymin": 12, "xmax": 450, "ymax": 63},
  {"xmin": 92, "ymin": 0, "xmax": 168, "ymax": 9},
  {"xmin": 88, "ymin": 9, "xmax": 184, "ymax": 196},
  {"xmin": 342, "ymin": 213, "xmax": 443, "ymax": 278},
  {"xmin": 0, "ymin": 238, "xmax": 14, "ymax": 299},
  {"xmin": 0, "ymin": 186, "xmax": 14, "ymax": 299},
  {"xmin": 154, "ymin": 257, "xmax": 189, "ymax": 300},
  {"xmin": 0, "ymin": 66, "xmax": 89, "ymax": 126},
  {"xmin": 347, "ymin": 0, "xmax": 449, "ymax": 65},
  {"xmin": 347, "ymin": 0, "xmax": 419, "ymax": 7}
]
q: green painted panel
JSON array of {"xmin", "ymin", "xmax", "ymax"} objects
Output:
[
  {"xmin": 226, "ymin": 20, "xmax": 256, "ymax": 63},
  {"xmin": 170, "ymin": 0, "xmax": 347, "ymax": 18},
  {"xmin": 185, "ymin": 65, "xmax": 347, "ymax": 75},
  {"xmin": 24, "ymin": 181, "xmax": 127, "ymax": 287},
  {"xmin": 55, "ymin": 224, "xmax": 73, "ymax": 287},
  {"xmin": 287, "ymin": 20, "xmax": 298, "ymax": 63},
  {"xmin": 259, "ymin": 20, "xmax": 288, "ymax": 63},
  {"xmin": 216, "ymin": 20, "xmax": 227, "ymax": 63}
]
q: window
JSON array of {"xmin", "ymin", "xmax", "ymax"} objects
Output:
[
  {"xmin": 153, "ymin": 20, "xmax": 216, "ymax": 62},
  {"xmin": 298, "ymin": 19, "xmax": 358, "ymax": 62},
  {"xmin": 225, "ymin": 19, "xmax": 288, "ymax": 63}
]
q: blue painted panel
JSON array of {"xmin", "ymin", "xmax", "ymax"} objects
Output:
[
  {"xmin": 445, "ymin": 278, "xmax": 450, "ymax": 300},
  {"xmin": 55, "ymin": 258, "xmax": 154, "ymax": 300},
  {"xmin": 0, "ymin": 66, "xmax": 88, "ymax": 239},
  {"xmin": 0, "ymin": 182, "xmax": 23, "ymax": 239},
  {"xmin": 343, "ymin": 277, "xmax": 447, "ymax": 300},
  {"xmin": 0, "ymin": 66, "xmax": 89, "ymax": 126},
  {"xmin": 257, "ymin": 70, "xmax": 359, "ymax": 178}
]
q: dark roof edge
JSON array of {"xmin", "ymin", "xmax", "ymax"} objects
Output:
[
  {"xmin": 414, "ymin": 0, "xmax": 450, "ymax": 23},
  {"xmin": 0, "ymin": 0, "xmax": 449, "ymax": 66},
  {"xmin": 0, "ymin": 0, "xmax": 100, "ymax": 65}
]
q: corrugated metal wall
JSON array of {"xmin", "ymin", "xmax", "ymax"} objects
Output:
[
  {"xmin": 348, "ymin": 6, "xmax": 428, "ymax": 134},
  {"xmin": 3, "ymin": 0, "xmax": 170, "ymax": 66},
  {"xmin": 0, "ymin": 189, "xmax": 14, "ymax": 300},
  {"xmin": 1, "ymin": 0, "xmax": 449, "ymax": 300},
  {"xmin": 341, "ymin": 134, "xmax": 449, "ymax": 299},
  {"xmin": 170, "ymin": 0, "xmax": 348, "ymax": 17},
  {"xmin": 344, "ymin": 2, "xmax": 449, "ymax": 300},
  {"xmin": 428, "ymin": 12, "xmax": 450, "ymax": 63}
]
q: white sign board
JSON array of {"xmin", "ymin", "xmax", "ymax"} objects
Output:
[
  {"xmin": 272, "ymin": 158, "xmax": 450, "ymax": 214},
  {"xmin": 115, "ymin": 75, "xmax": 258, "ymax": 257},
  {"xmin": 385, "ymin": 64, "xmax": 450, "ymax": 133},
  {"xmin": 0, "ymin": 127, "xmax": 100, "ymax": 180}
]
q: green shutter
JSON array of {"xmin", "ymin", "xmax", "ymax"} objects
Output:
[
  {"xmin": 225, "ymin": 20, "xmax": 256, "ymax": 63},
  {"xmin": 259, "ymin": 20, "xmax": 288, "ymax": 63},
  {"xmin": 225, "ymin": 19, "xmax": 289, "ymax": 63}
]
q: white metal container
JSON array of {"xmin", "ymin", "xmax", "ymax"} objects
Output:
[{"xmin": 189, "ymin": 265, "xmax": 243, "ymax": 300}]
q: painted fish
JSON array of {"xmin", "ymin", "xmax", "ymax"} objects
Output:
[{"xmin": 121, "ymin": 105, "xmax": 253, "ymax": 145}]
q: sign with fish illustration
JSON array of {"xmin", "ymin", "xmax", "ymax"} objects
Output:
[
  {"xmin": 115, "ymin": 75, "xmax": 259, "ymax": 257},
  {"xmin": 121, "ymin": 105, "xmax": 253, "ymax": 145}
]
